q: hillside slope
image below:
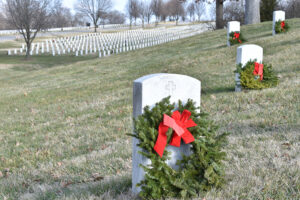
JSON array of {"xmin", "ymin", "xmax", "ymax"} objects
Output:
[{"xmin": 0, "ymin": 19, "xmax": 299, "ymax": 199}]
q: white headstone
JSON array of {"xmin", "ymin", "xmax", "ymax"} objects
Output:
[
  {"xmin": 273, "ymin": 10, "xmax": 285, "ymax": 35},
  {"xmin": 132, "ymin": 73, "xmax": 201, "ymax": 194},
  {"xmin": 235, "ymin": 44, "xmax": 263, "ymax": 92},
  {"xmin": 227, "ymin": 21, "xmax": 240, "ymax": 46}
]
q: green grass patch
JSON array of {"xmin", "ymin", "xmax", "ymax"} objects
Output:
[{"xmin": 0, "ymin": 19, "xmax": 299, "ymax": 199}]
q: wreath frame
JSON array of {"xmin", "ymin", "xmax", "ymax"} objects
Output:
[
  {"xmin": 229, "ymin": 31, "xmax": 246, "ymax": 46},
  {"xmin": 275, "ymin": 20, "xmax": 290, "ymax": 34},
  {"xmin": 235, "ymin": 60, "xmax": 279, "ymax": 90},
  {"xmin": 130, "ymin": 97, "xmax": 228, "ymax": 199}
]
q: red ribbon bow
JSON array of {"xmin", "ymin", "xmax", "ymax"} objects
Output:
[
  {"xmin": 253, "ymin": 62, "xmax": 264, "ymax": 81},
  {"xmin": 233, "ymin": 32, "xmax": 242, "ymax": 43},
  {"xmin": 153, "ymin": 110, "xmax": 197, "ymax": 157},
  {"xmin": 281, "ymin": 21, "xmax": 285, "ymax": 31}
]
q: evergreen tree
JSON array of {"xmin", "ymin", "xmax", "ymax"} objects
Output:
[{"xmin": 260, "ymin": 0, "xmax": 278, "ymax": 22}]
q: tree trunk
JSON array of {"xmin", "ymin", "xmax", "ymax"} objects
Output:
[
  {"xmin": 216, "ymin": 0, "xmax": 224, "ymax": 29},
  {"xmin": 25, "ymin": 42, "xmax": 31, "ymax": 59},
  {"xmin": 130, "ymin": 18, "xmax": 132, "ymax": 29},
  {"xmin": 245, "ymin": 0, "xmax": 261, "ymax": 24}
]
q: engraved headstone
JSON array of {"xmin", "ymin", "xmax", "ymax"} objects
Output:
[{"xmin": 132, "ymin": 73, "xmax": 201, "ymax": 194}]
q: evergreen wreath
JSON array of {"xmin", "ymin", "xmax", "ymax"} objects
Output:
[
  {"xmin": 275, "ymin": 20, "xmax": 290, "ymax": 34},
  {"xmin": 131, "ymin": 97, "xmax": 228, "ymax": 199},
  {"xmin": 229, "ymin": 31, "xmax": 246, "ymax": 46},
  {"xmin": 235, "ymin": 60, "xmax": 279, "ymax": 90}
]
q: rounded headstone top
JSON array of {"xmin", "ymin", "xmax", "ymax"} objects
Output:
[
  {"xmin": 237, "ymin": 44, "xmax": 263, "ymax": 51},
  {"xmin": 236, "ymin": 44, "xmax": 263, "ymax": 66},
  {"xmin": 134, "ymin": 73, "xmax": 200, "ymax": 85},
  {"xmin": 273, "ymin": 10, "xmax": 285, "ymax": 14},
  {"xmin": 228, "ymin": 21, "xmax": 240, "ymax": 25}
]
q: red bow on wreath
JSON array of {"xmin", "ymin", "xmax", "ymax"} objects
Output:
[
  {"xmin": 153, "ymin": 110, "xmax": 197, "ymax": 157},
  {"xmin": 253, "ymin": 62, "xmax": 264, "ymax": 81},
  {"xmin": 233, "ymin": 32, "xmax": 242, "ymax": 43},
  {"xmin": 281, "ymin": 21, "xmax": 285, "ymax": 31}
]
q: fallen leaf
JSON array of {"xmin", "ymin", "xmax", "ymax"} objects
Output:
[
  {"xmin": 282, "ymin": 142, "xmax": 291, "ymax": 146},
  {"xmin": 61, "ymin": 181, "xmax": 73, "ymax": 188},
  {"xmin": 57, "ymin": 162, "xmax": 62, "ymax": 167},
  {"xmin": 94, "ymin": 176, "xmax": 104, "ymax": 181},
  {"xmin": 210, "ymin": 95, "xmax": 216, "ymax": 100},
  {"xmin": 92, "ymin": 173, "xmax": 104, "ymax": 181}
]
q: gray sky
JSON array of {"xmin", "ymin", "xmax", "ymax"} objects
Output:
[{"xmin": 63, "ymin": 0, "xmax": 127, "ymax": 12}]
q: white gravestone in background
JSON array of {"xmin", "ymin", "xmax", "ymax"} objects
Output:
[
  {"xmin": 273, "ymin": 11, "xmax": 285, "ymax": 35},
  {"xmin": 227, "ymin": 21, "xmax": 240, "ymax": 47},
  {"xmin": 235, "ymin": 44, "xmax": 263, "ymax": 92},
  {"xmin": 132, "ymin": 73, "xmax": 201, "ymax": 194}
]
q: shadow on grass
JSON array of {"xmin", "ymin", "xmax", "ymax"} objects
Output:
[
  {"xmin": 31, "ymin": 174, "xmax": 134, "ymax": 200},
  {"xmin": 202, "ymin": 85, "xmax": 235, "ymax": 95},
  {"xmin": 0, "ymin": 54, "xmax": 98, "ymax": 71},
  {"xmin": 264, "ymin": 39, "xmax": 300, "ymax": 56}
]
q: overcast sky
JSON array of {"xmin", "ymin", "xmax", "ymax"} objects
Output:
[{"xmin": 63, "ymin": 0, "xmax": 127, "ymax": 12}]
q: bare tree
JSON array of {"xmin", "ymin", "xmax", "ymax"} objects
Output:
[
  {"xmin": 194, "ymin": 0, "xmax": 205, "ymax": 21},
  {"xmin": 284, "ymin": 0, "xmax": 300, "ymax": 18},
  {"xmin": 76, "ymin": 0, "xmax": 112, "ymax": 32},
  {"xmin": 6, "ymin": 0, "xmax": 53, "ymax": 58},
  {"xmin": 224, "ymin": 1, "xmax": 245, "ymax": 24},
  {"xmin": 71, "ymin": 13, "xmax": 86, "ymax": 27},
  {"xmin": 151, "ymin": 0, "xmax": 163, "ymax": 26},
  {"xmin": 50, "ymin": 0, "xmax": 73, "ymax": 29},
  {"xmin": 107, "ymin": 10, "xmax": 126, "ymax": 24},
  {"xmin": 187, "ymin": 2, "xmax": 195, "ymax": 22},
  {"xmin": 166, "ymin": 0, "xmax": 186, "ymax": 25},
  {"xmin": 0, "ymin": 13, "xmax": 6, "ymax": 30},
  {"xmin": 140, "ymin": 0, "xmax": 153, "ymax": 27},
  {"xmin": 160, "ymin": 2, "xmax": 168, "ymax": 22},
  {"xmin": 127, "ymin": 0, "xmax": 141, "ymax": 28},
  {"xmin": 196, "ymin": 0, "xmax": 244, "ymax": 29}
]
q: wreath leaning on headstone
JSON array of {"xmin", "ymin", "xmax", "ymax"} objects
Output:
[
  {"xmin": 275, "ymin": 20, "xmax": 290, "ymax": 34},
  {"xmin": 235, "ymin": 61, "xmax": 279, "ymax": 90},
  {"xmin": 229, "ymin": 31, "xmax": 246, "ymax": 46},
  {"xmin": 130, "ymin": 97, "xmax": 229, "ymax": 199}
]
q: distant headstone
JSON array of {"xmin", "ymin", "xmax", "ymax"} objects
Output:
[
  {"xmin": 235, "ymin": 44, "xmax": 263, "ymax": 92},
  {"xmin": 227, "ymin": 21, "xmax": 240, "ymax": 46},
  {"xmin": 132, "ymin": 73, "xmax": 201, "ymax": 194},
  {"xmin": 273, "ymin": 10, "xmax": 285, "ymax": 35}
]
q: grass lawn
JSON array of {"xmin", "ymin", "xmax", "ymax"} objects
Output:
[{"xmin": 0, "ymin": 19, "xmax": 299, "ymax": 200}]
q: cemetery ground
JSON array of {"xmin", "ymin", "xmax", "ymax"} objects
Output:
[{"xmin": 0, "ymin": 19, "xmax": 299, "ymax": 199}]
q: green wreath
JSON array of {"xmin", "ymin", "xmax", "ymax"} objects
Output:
[
  {"xmin": 131, "ymin": 97, "xmax": 228, "ymax": 199},
  {"xmin": 229, "ymin": 31, "xmax": 246, "ymax": 46},
  {"xmin": 235, "ymin": 61, "xmax": 279, "ymax": 90},
  {"xmin": 275, "ymin": 20, "xmax": 290, "ymax": 34}
]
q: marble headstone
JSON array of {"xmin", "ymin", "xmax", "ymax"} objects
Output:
[
  {"xmin": 132, "ymin": 73, "xmax": 201, "ymax": 194},
  {"xmin": 227, "ymin": 21, "xmax": 240, "ymax": 46},
  {"xmin": 235, "ymin": 44, "xmax": 263, "ymax": 92},
  {"xmin": 273, "ymin": 10, "xmax": 285, "ymax": 35}
]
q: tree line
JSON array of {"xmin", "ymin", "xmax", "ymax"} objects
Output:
[{"xmin": 1, "ymin": 0, "xmax": 299, "ymax": 59}]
